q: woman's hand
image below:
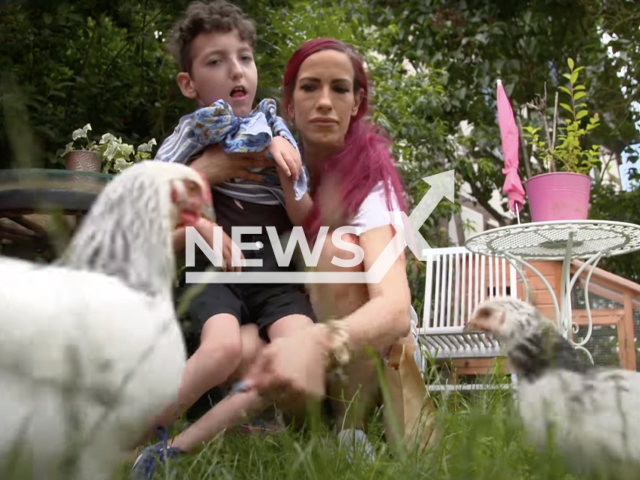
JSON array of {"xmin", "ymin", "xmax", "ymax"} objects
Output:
[
  {"xmin": 242, "ymin": 324, "xmax": 331, "ymax": 402},
  {"xmin": 190, "ymin": 144, "xmax": 273, "ymax": 186}
]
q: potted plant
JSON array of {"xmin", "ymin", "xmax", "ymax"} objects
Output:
[
  {"xmin": 522, "ymin": 58, "xmax": 602, "ymax": 222},
  {"xmin": 60, "ymin": 124, "xmax": 157, "ymax": 174},
  {"xmin": 61, "ymin": 124, "xmax": 102, "ymax": 172}
]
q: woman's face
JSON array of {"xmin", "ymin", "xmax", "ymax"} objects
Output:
[{"xmin": 287, "ymin": 49, "xmax": 363, "ymax": 153}]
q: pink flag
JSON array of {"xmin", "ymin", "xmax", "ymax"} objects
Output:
[{"xmin": 497, "ymin": 79, "xmax": 525, "ymax": 215}]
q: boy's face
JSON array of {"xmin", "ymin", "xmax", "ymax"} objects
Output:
[{"xmin": 177, "ymin": 30, "xmax": 258, "ymax": 116}]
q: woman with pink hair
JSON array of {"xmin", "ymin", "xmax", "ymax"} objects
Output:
[{"xmin": 243, "ymin": 37, "xmax": 423, "ymax": 454}]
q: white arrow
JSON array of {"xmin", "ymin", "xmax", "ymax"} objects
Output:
[
  {"xmin": 404, "ymin": 170, "xmax": 456, "ymax": 261},
  {"xmin": 366, "ymin": 169, "xmax": 456, "ymax": 282}
]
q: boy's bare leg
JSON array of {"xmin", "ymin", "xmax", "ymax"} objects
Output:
[
  {"xmin": 168, "ymin": 315, "xmax": 314, "ymax": 452},
  {"xmin": 168, "ymin": 323, "xmax": 268, "ymax": 451},
  {"xmin": 266, "ymin": 314, "xmax": 315, "ymax": 340},
  {"xmin": 135, "ymin": 313, "xmax": 242, "ymax": 446},
  {"xmin": 234, "ymin": 323, "xmax": 265, "ymax": 378},
  {"xmin": 169, "ymin": 390, "xmax": 269, "ymax": 451}
]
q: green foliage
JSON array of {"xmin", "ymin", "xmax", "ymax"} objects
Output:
[
  {"xmin": 0, "ymin": 1, "xmax": 191, "ymax": 170},
  {"xmin": 589, "ymin": 183, "xmax": 640, "ymax": 283},
  {"xmin": 363, "ymin": 0, "xmax": 640, "ymax": 228},
  {"xmin": 3, "ymin": 0, "xmax": 640, "ymax": 287},
  {"xmin": 522, "ymin": 58, "xmax": 602, "ymax": 175},
  {"xmin": 0, "ymin": 0, "xmax": 456, "ymax": 305}
]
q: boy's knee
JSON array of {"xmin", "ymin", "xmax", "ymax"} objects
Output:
[
  {"xmin": 218, "ymin": 336, "xmax": 243, "ymax": 361},
  {"xmin": 240, "ymin": 325, "xmax": 264, "ymax": 362},
  {"xmin": 198, "ymin": 335, "xmax": 242, "ymax": 373}
]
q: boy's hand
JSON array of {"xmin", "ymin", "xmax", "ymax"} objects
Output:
[
  {"xmin": 268, "ymin": 136, "xmax": 302, "ymax": 182},
  {"xmin": 194, "ymin": 218, "xmax": 245, "ymax": 272}
]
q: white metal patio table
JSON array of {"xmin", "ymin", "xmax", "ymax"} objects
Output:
[{"xmin": 464, "ymin": 220, "xmax": 640, "ymax": 363}]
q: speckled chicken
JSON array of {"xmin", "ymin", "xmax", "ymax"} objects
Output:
[
  {"xmin": 0, "ymin": 161, "xmax": 212, "ymax": 480},
  {"xmin": 465, "ymin": 297, "xmax": 640, "ymax": 479}
]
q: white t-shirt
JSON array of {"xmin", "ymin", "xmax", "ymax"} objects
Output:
[{"xmin": 351, "ymin": 181, "xmax": 405, "ymax": 236}]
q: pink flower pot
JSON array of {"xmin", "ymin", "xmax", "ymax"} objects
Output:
[{"xmin": 525, "ymin": 172, "xmax": 592, "ymax": 222}]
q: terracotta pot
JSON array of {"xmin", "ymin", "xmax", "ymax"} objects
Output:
[
  {"xmin": 525, "ymin": 172, "xmax": 592, "ymax": 222},
  {"xmin": 65, "ymin": 150, "xmax": 101, "ymax": 172}
]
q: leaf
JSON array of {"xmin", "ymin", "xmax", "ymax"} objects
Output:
[
  {"xmin": 574, "ymin": 85, "xmax": 586, "ymax": 91},
  {"xmin": 576, "ymin": 110, "xmax": 589, "ymax": 120},
  {"xmin": 118, "ymin": 144, "xmax": 134, "ymax": 157},
  {"xmin": 570, "ymin": 71, "xmax": 579, "ymax": 85},
  {"xmin": 60, "ymin": 142, "xmax": 74, "ymax": 158},
  {"xmin": 573, "ymin": 91, "xmax": 586, "ymax": 101},
  {"xmin": 71, "ymin": 123, "xmax": 91, "ymax": 141},
  {"xmin": 71, "ymin": 129, "xmax": 86, "ymax": 141},
  {"xmin": 568, "ymin": 58, "xmax": 574, "ymax": 70},
  {"xmin": 560, "ymin": 103, "xmax": 574, "ymax": 115},
  {"xmin": 103, "ymin": 142, "xmax": 117, "ymax": 161},
  {"xmin": 558, "ymin": 86, "xmax": 571, "ymax": 95},
  {"xmin": 100, "ymin": 133, "xmax": 118, "ymax": 144},
  {"xmin": 114, "ymin": 158, "xmax": 133, "ymax": 173},
  {"xmin": 137, "ymin": 138, "xmax": 157, "ymax": 153}
]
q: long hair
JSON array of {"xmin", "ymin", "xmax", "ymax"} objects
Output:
[{"xmin": 282, "ymin": 38, "xmax": 407, "ymax": 243}]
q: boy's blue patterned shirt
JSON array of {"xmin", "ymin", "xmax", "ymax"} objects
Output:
[{"xmin": 155, "ymin": 98, "xmax": 308, "ymax": 206}]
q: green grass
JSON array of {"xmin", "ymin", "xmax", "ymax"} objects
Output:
[
  {"xmin": 2, "ymin": 366, "xmax": 624, "ymax": 480},
  {"xmin": 113, "ymin": 369, "xmax": 596, "ymax": 480}
]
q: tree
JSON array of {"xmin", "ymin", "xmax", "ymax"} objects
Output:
[
  {"xmin": 3, "ymin": 0, "xmax": 638, "ymax": 290},
  {"xmin": 0, "ymin": 0, "xmax": 296, "ymax": 169},
  {"xmin": 589, "ymin": 183, "xmax": 640, "ymax": 284},
  {"xmin": 363, "ymin": 0, "xmax": 640, "ymax": 225}
]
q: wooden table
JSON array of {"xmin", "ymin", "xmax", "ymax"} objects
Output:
[{"xmin": 0, "ymin": 168, "xmax": 113, "ymax": 260}]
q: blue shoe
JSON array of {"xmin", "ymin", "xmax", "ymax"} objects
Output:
[{"xmin": 130, "ymin": 427, "xmax": 184, "ymax": 479}]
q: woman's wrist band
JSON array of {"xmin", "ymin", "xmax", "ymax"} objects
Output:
[{"xmin": 322, "ymin": 320, "xmax": 351, "ymax": 370}]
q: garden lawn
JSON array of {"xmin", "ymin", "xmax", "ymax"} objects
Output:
[{"xmin": 114, "ymin": 370, "xmax": 609, "ymax": 480}]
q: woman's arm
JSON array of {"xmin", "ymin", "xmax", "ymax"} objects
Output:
[
  {"xmin": 323, "ymin": 224, "xmax": 411, "ymax": 351},
  {"xmin": 241, "ymin": 223, "xmax": 412, "ymax": 397}
]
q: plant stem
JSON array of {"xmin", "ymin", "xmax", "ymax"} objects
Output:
[
  {"xmin": 569, "ymin": 73, "xmax": 578, "ymax": 170},
  {"xmin": 515, "ymin": 115, "xmax": 532, "ymax": 178},
  {"xmin": 550, "ymin": 91, "xmax": 559, "ymax": 172},
  {"xmin": 541, "ymin": 83, "xmax": 553, "ymax": 149}
]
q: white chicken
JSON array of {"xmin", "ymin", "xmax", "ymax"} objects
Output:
[
  {"xmin": 465, "ymin": 297, "xmax": 640, "ymax": 479},
  {"xmin": 0, "ymin": 161, "xmax": 213, "ymax": 480}
]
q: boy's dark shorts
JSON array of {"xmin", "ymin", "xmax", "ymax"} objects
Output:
[
  {"xmin": 178, "ymin": 277, "xmax": 317, "ymax": 342},
  {"xmin": 175, "ymin": 227, "xmax": 317, "ymax": 342}
]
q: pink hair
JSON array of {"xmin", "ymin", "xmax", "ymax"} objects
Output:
[{"xmin": 282, "ymin": 37, "xmax": 407, "ymax": 243}]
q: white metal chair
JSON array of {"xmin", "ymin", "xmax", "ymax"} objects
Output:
[{"xmin": 417, "ymin": 246, "xmax": 520, "ymax": 365}]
